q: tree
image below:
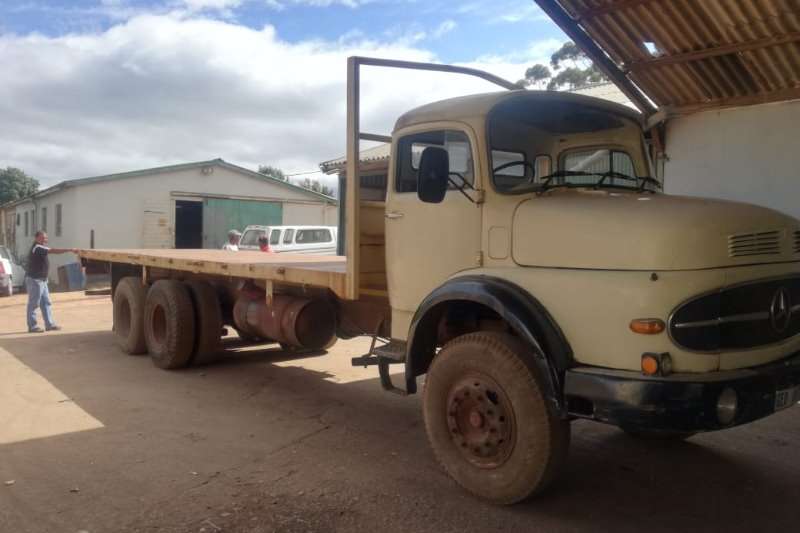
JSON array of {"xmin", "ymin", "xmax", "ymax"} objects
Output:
[
  {"xmin": 520, "ymin": 64, "xmax": 551, "ymax": 89},
  {"xmin": 258, "ymin": 164, "xmax": 287, "ymax": 181},
  {"xmin": 300, "ymin": 177, "xmax": 335, "ymax": 197},
  {"xmin": 0, "ymin": 167, "xmax": 39, "ymax": 205},
  {"xmin": 522, "ymin": 41, "xmax": 608, "ymax": 91}
]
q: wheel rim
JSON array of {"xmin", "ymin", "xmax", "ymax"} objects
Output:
[{"xmin": 445, "ymin": 373, "xmax": 515, "ymax": 469}]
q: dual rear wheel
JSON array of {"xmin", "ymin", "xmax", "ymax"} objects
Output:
[{"xmin": 113, "ymin": 277, "xmax": 222, "ymax": 369}]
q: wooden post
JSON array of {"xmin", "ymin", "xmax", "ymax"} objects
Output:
[{"xmin": 345, "ymin": 57, "xmax": 360, "ymax": 300}]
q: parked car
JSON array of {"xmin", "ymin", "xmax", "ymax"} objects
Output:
[
  {"xmin": 239, "ymin": 225, "xmax": 338, "ymax": 255},
  {"xmin": 0, "ymin": 245, "xmax": 25, "ymax": 296}
]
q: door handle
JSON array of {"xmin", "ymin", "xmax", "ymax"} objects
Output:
[{"xmin": 385, "ymin": 211, "xmax": 404, "ymax": 220}]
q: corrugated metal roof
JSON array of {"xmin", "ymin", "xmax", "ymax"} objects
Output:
[
  {"xmin": 570, "ymin": 81, "xmax": 635, "ymax": 107},
  {"xmin": 1, "ymin": 159, "xmax": 335, "ymax": 208},
  {"xmin": 539, "ymin": 0, "xmax": 800, "ymax": 115},
  {"xmin": 319, "ymin": 143, "xmax": 391, "ymax": 173}
]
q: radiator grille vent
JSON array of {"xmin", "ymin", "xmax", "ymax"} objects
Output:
[
  {"xmin": 728, "ymin": 231, "xmax": 781, "ymax": 258},
  {"xmin": 794, "ymin": 230, "xmax": 800, "ymax": 254}
]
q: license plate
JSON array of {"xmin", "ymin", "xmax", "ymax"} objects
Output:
[{"xmin": 775, "ymin": 386, "xmax": 800, "ymax": 411}]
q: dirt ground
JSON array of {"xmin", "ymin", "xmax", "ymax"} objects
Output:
[{"xmin": 1, "ymin": 292, "xmax": 799, "ymax": 533}]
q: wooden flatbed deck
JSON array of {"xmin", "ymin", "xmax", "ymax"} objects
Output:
[{"xmin": 79, "ymin": 249, "xmax": 347, "ymax": 297}]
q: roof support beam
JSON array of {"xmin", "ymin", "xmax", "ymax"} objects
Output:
[
  {"xmin": 666, "ymin": 86, "xmax": 800, "ymax": 116},
  {"xmin": 628, "ymin": 31, "xmax": 800, "ymax": 72},
  {"xmin": 534, "ymin": 0, "xmax": 656, "ymax": 116}
]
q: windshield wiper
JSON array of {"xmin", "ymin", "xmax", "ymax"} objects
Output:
[
  {"xmin": 637, "ymin": 176, "xmax": 662, "ymax": 192},
  {"xmin": 533, "ymin": 170, "xmax": 662, "ymax": 193},
  {"xmin": 448, "ymin": 172, "xmax": 479, "ymax": 203}
]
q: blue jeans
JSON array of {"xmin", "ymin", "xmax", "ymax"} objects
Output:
[{"xmin": 26, "ymin": 278, "xmax": 55, "ymax": 330}]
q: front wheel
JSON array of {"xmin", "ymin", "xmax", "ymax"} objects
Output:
[{"xmin": 423, "ymin": 332, "xmax": 570, "ymax": 504}]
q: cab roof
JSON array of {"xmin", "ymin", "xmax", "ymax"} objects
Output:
[{"xmin": 394, "ymin": 90, "xmax": 642, "ymax": 132}]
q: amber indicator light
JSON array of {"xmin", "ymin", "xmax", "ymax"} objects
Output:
[
  {"xmin": 641, "ymin": 354, "xmax": 660, "ymax": 376},
  {"xmin": 629, "ymin": 318, "xmax": 665, "ymax": 335}
]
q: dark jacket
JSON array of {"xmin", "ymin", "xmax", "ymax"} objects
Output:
[{"xmin": 27, "ymin": 243, "xmax": 50, "ymax": 281}]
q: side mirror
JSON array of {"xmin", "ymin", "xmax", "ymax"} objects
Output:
[{"xmin": 417, "ymin": 146, "xmax": 449, "ymax": 204}]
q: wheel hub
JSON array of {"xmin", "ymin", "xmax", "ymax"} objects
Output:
[{"xmin": 446, "ymin": 374, "xmax": 514, "ymax": 469}]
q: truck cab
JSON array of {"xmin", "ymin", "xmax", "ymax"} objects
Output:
[{"xmin": 357, "ymin": 87, "xmax": 800, "ymax": 502}]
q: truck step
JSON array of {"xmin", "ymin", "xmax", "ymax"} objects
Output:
[
  {"xmin": 372, "ymin": 340, "xmax": 406, "ymax": 362},
  {"xmin": 351, "ymin": 339, "xmax": 409, "ymax": 396}
]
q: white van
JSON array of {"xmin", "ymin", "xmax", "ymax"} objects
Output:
[
  {"xmin": 0, "ymin": 245, "xmax": 25, "ymax": 296},
  {"xmin": 239, "ymin": 225, "xmax": 338, "ymax": 255}
]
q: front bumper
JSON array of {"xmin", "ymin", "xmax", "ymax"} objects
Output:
[{"xmin": 564, "ymin": 351, "xmax": 800, "ymax": 432}]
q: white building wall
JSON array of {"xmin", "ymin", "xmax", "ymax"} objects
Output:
[
  {"xmin": 70, "ymin": 165, "xmax": 334, "ymax": 252},
  {"xmin": 283, "ymin": 203, "xmax": 338, "ymax": 226},
  {"xmin": 11, "ymin": 164, "xmax": 338, "ymax": 284},
  {"xmin": 664, "ymin": 99, "xmax": 800, "ymax": 219}
]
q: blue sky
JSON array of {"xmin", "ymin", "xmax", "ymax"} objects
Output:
[
  {"xmin": 1, "ymin": 0, "xmax": 564, "ymax": 62},
  {"xmin": 0, "ymin": 0, "xmax": 568, "ymax": 186}
]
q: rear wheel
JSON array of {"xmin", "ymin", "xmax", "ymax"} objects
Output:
[
  {"xmin": 186, "ymin": 281, "xmax": 223, "ymax": 366},
  {"xmin": 113, "ymin": 276, "xmax": 147, "ymax": 354},
  {"xmin": 423, "ymin": 332, "xmax": 570, "ymax": 504},
  {"xmin": 2, "ymin": 283, "xmax": 12, "ymax": 297},
  {"xmin": 144, "ymin": 280, "xmax": 196, "ymax": 369}
]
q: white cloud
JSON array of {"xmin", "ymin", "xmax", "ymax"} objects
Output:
[
  {"xmin": 180, "ymin": 0, "xmax": 244, "ymax": 11},
  {"xmin": 431, "ymin": 19, "xmax": 456, "ymax": 39},
  {"xmin": 0, "ymin": 14, "xmax": 554, "ymax": 189}
]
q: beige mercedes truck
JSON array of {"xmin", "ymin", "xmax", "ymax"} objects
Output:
[{"xmin": 81, "ymin": 57, "xmax": 800, "ymax": 504}]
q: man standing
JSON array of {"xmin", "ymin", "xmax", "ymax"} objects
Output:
[
  {"xmin": 222, "ymin": 229, "xmax": 241, "ymax": 251},
  {"xmin": 26, "ymin": 231, "xmax": 76, "ymax": 333}
]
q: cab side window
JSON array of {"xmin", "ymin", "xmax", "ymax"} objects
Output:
[
  {"xmin": 296, "ymin": 229, "xmax": 332, "ymax": 243},
  {"xmin": 270, "ymin": 229, "xmax": 281, "ymax": 245},
  {"xmin": 396, "ymin": 130, "xmax": 473, "ymax": 193},
  {"xmin": 283, "ymin": 229, "xmax": 295, "ymax": 244}
]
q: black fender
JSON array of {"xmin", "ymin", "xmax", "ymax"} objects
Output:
[{"xmin": 404, "ymin": 275, "xmax": 573, "ymax": 415}]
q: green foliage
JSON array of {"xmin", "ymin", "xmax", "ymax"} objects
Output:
[
  {"xmin": 520, "ymin": 64, "xmax": 552, "ymax": 88},
  {"xmin": 522, "ymin": 41, "xmax": 608, "ymax": 91},
  {"xmin": 550, "ymin": 41, "xmax": 586, "ymax": 70},
  {"xmin": 0, "ymin": 167, "xmax": 39, "ymax": 205},
  {"xmin": 257, "ymin": 164, "xmax": 287, "ymax": 181}
]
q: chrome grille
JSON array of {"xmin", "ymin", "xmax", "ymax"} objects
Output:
[
  {"xmin": 728, "ymin": 230, "xmax": 781, "ymax": 258},
  {"xmin": 794, "ymin": 230, "xmax": 800, "ymax": 254},
  {"xmin": 669, "ymin": 277, "xmax": 800, "ymax": 352}
]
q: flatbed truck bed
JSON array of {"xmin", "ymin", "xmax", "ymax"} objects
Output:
[{"xmin": 78, "ymin": 248, "xmax": 348, "ymax": 297}]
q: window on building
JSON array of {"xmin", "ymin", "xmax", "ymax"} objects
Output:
[
  {"xmin": 559, "ymin": 148, "xmax": 637, "ymax": 186},
  {"xmin": 282, "ymin": 229, "xmax": 295, "ymax": 244},
  {"xmin": 16, "ymin": 214, "xmax": 20, "ymax": 226},
  {"xmin": 295, "ymin": 229, "xmax": 333, "ymax": 244},
  {"xmin": 41, "ymin": 207, "xmax": 47, "ymax": 232},
  {"xmin": 24, "ymin": 211, "xmax": 29, "ymax": 236},
  {"xmin": 55, "ymin": 204, "xmax": 62, "ymax": 237}
]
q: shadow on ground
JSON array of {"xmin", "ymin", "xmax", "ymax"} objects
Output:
[{"xmin": 1, "ymin": 331, "xmax": 798, "ymax": 533}]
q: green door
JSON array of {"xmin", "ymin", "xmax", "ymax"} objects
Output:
[{"xmin": 202, "ymin": 198, "xmax": 283, "ymax": 249}]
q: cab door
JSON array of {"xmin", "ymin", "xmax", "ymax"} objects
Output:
[{"xmin": 385, "ymin": 125, "xmax": 482, "ymax": 337}]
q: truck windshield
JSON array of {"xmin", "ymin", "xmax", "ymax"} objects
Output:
[{"xmin": 487, "ymin": 97, "xmax": 658, "ymax": 194}]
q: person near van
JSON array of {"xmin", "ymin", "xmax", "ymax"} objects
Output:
[
  {"xmin": 222, "ymin": 229, "xmax": 241, "ymax": 251},
  {"xmin": 26, "ymin": 231, "xmax": 78, "ymax": 333},
  {"xmin": 258, "ymin": 235, "xmax": 272, "ymax": 253}
]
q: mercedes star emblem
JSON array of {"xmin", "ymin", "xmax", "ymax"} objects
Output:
[{"xmin": 770, "ymin": 287, "xmax": 792, "ymax": 333}]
